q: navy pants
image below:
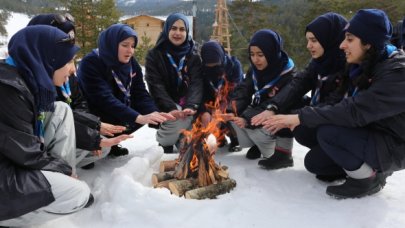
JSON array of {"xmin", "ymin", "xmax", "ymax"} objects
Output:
[
  {"xmin": 317, "ymin": 125, "xmax": 380, "ymax": 171},
  {"xmin": 294, "ymin": 125, "xmax": 345, "ymax": 175}
]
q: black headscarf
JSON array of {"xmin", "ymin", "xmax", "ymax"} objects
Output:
[
  {"xmin": 306, "ymin": 12, "xmax": 348, "ymax": 76},
  {"xmin": 8, "ymin": 25, "xmax": 79, "ymax": 112},
  {"xmin": 249, "ymin": 29, "xmax": 289, "ymax": 86}
]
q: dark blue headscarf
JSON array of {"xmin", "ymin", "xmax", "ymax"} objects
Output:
[
  {"xmin": 97, "ymin": 24, "xmax": 138, "ymax": 82},
  {"xmin": 306, "ymin": 12, "xmax": 348, "ymax": 76},
  {"xmin": 249, "ymin": 29, "xmax": 289, "ymax": 85},
  {"xmin": 28, "ymin": 13, "xmax": 75, "ymax": 35},
  {"xmin": 201, "ymin": 40, "xmax": 225, "ymax": 65},
  {"xmin": 155, "ymin": 12, "xmax": 193, "ymax": 58},
  {"xmin": 8, "ymin": 25, "xmax": 79, "ymax": 112}
]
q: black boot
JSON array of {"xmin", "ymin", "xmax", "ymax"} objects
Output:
[
  {"xmin": 228, "ymin": 135, "xmax": 242, "ymax": 152},
  {"xmin": 162, "ymin": 145, "xmax": 174, "ymax": 154},
  {"xmin": 316, "ymin": 173, "xmax": 347, "ymax": 182},
  {"xmin": 85, "ymin": 193, "xmax": 94, "ymax": 208},
  {"xmin": 109, "ymin": 145, "xmax": 129, "ymax": 157},
  {"xmin": 258, "ymin": 149, "xmax": 293, "ymax": 169},
  {"xmin": 81, "ymin": 162, "xmax": 95, "ymax": 170},
  {"xmin": 246, "ymin": 145, "xmax": 261, "ymax": 159},
  {"xmin": 326, "ymin": 173, "xmax": 385, "ymax": 199}
]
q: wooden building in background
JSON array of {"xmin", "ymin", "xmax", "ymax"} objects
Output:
[{"xmin": 122, "ymin": 15, "xmax": 194, "ymax": 47}]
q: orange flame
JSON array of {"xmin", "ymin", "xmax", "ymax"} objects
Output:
[{"xmin": 181, "ymin": 76, "xmax": 237, "ymax": 174}]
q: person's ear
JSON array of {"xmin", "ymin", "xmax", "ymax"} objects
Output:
[{"xmin": 364, "ymin": 44, "xmax": 371, "ymax": 50}]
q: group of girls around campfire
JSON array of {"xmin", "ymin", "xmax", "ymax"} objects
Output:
[{"xmin": 2, "ymin": 8, "xmax": 405, "ymax": 227}]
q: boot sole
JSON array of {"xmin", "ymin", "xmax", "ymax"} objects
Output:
[{"xmin": 326, "ymin": 184, "xmax": 383, "ymax": 199}]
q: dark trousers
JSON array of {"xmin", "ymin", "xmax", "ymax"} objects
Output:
[
  {"xmin": 317, "ymin": 125, "xmax": 380, "ymax": 171},
  {"xmin": 294, "ymin": 125, "xmax": 345, "ymax": 175}
]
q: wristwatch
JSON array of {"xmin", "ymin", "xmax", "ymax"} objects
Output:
[{"xmin": 266, "ymin": 104, "xmax": 278, "ymax": 112}]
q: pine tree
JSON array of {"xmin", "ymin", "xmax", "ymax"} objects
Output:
[{"xmin": 67, "ymin": 0, "xmax": 121, "ymax": 57}]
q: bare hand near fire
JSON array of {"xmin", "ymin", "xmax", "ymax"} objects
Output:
[
  {"xmin": 263, "ymin": 114, "xmax": 300, "ymax": 134},
  {"xmin": 99, "ymin": 134, "xmax": 133, "ymax": 148},
  {"xmin": 92, "ymin": 149, "xmax": 102, "ymax": 157},
  {"xmin": 251, "ymin": 110, "xmax": 275, "ymax": 126},
  {"xmin": 100, "ymin": 122, "xmax": 126, "ymax": 136},
  {"xmin": 201, "ymin": 112, "xmax": 212, "ymax": 127},
  {"xmin": 218, "ymin": 113, "xmax": 235, "ymax": 122},
  {"xmin": 182, "ymin": 108, "xmax": 196, "ymax": 116},
  {"xmin": 136, "ymin": 112, "xmax": 174, "ymax": 125},
  {"xmin": 233, "ymin": 117, "xmax": 247, "ymax": 128}
]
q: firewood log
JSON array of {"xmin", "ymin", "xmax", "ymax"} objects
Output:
[
  {"xmin": 168, "ymin": 179, "xmax": 198, "ymax": 196},
  {"xmin": 155, "ymin": 179, "xmax": 176, "ymax": 189},
  {"xmin": 185, "ymin": 179, "xmax": 236, "ymax": 200},
  {"xmin": 159, "ymin": 160, "xmax": 177, "ymax": 173},
  {"xmin": 152, "ymin": 171, "xmax": 175, "ymax": 187}
]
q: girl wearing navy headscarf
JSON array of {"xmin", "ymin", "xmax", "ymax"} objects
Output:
[
  {"xmin": 28, "ymin": 14, "xmax": 132, "ymax": 167},
  {"xmin": 145, "ymin": 13, "xmax": 203, "ymax": 153},
  {"xmin": 0, "ymin": 25, "xmax": 92, "ymax": 226},
  {"xmin": 253, "ymin": 13, "xmax": 348, "ymax": 182},
  {"xmin": 227, "ymin": 29, "xmax": 296, "ymax": 169},
  {"xmin": 266, "ymin": 9, "xmax": 405, "ymax": 199},
  {"xmin": 78, "ymin": 24, "xmax": 174, "ymax": 154},
  {"xmin": 200, "ymin": 40, "xmax": 243, "ymax": 152}
]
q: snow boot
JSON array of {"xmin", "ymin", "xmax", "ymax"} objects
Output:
[
  {"xmin": 258, "ymin": 149, "xmax": 293, "ymax": 169},
  {"xmin": 228, "ymin": 135, "xmax": 242, "ymax": 152},
  {"xmin": 81, "ymin": 162, "xmax": 95, "ymax": 170},
  {"xmin": 326, "ymin": 172, "xmax": 385, "ymax": 199},
  {"xmin": 316, "ymin": 173, "xmax": 347, "ymax": 182},
  {"xmin": 246, "ymin": 145, "xmax": 261, "ymax": 159},
  {"xmin": 85, "ymin": 193, "xmax": 94, "ymax": 208},
  {"xmin": 162, "ymin": 145, "xmax": 174, "ymax": 154},
  {"xmin": 109, "ymin": 145, "xmax": 129, "ymax": 157}
]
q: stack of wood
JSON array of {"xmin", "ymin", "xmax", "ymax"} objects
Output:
[{"xmin": 152, "ymin": 159, "xmax": 236, "ymax": 200}]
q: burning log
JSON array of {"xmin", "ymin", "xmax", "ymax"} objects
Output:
[
  {"xmin": 152, "ymin": 171, "xmax": 174, "ymax": 187},
  {"xmin": 152, "ymin": 78, "xmax": 238, "ymax": 199},
  {"xmin": 168, "ymin": 179, "xmax": 198, "ymax": 196},
  {"xmin": 159, "ymin": 160, "xmax": 177, "ymax": 173},
  {"xmin": 185, "ymin": 178, "xmax": 237, "ymax": 200}
]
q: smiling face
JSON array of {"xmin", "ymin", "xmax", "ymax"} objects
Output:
[
  {"xmin": 306, "ymin": 31, "xmax": 325, "ymax": 59},
  {"xmin": 53, "ymin": 59, "xmax": 76, "ymax": 86},
  {"xmin": 249, "ymin": 46, "xmax": 268, "ymax": 70},
  {"xmin": 340, "ymin": 32, "xmax": 370, "ymax": 64},
  {"xmin": 118, "ymin": 36, "xmax": 135, "ymax": 64},
  {"xmin": 168, "ymin": 19, "xmax": 187, "ymax": 46}
]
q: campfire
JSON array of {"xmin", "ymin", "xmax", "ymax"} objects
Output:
[{"xmin": 152, "ymin": 78, "xmax": 237, "ymax": 199}]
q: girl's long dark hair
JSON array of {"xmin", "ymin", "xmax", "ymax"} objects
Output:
[{"xmin": 337, "ymin": 42, "xmax": 380, "ymax": 95}]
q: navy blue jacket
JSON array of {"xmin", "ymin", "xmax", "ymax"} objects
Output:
[
  {"xmin": 78, "ymin": 51, "xmax": 158, "ymax": 131},
  {"xmin": 298, "ymin": 51, "xmax": 405, "ymax": 172}
]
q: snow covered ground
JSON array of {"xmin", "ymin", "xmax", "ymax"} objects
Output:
[
  {"xmin": 3, "ymin": 11, "xmax": 405, "ymax": 228},
  {"xmin": 33, "ymin": 126, "xmax": 405, "ymax": 228}
]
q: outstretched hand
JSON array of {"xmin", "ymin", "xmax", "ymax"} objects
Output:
[
  {"xmin": 169, "ymin": 109, "xmax": 196, "ymax": 120},
  {"xmin": 100, "ymin": 122, "xmax": 126, "ymax": 136},
  {"xmin": 262, "ymin": 114, "xmax": 300, "ymax": 134},
  {"xmin": 99, "ymin": 134, "xmax": 133, "ymax": 148},
  {"xmin": 233, "ymin": 117, "xmax": 247, "ymax": 129},
  {"xmin": 136, "ymin": 112, "xmax": 175, "ymax": 125},
  {"xmin": 251, "ymin": 110, "xmax": 275, "ymax": 126}
]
